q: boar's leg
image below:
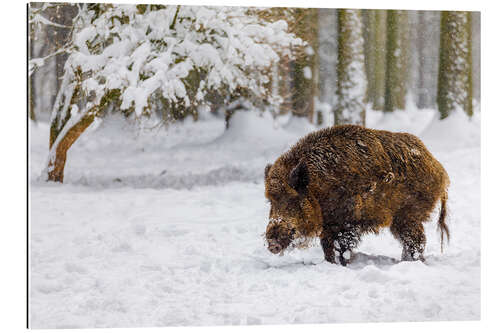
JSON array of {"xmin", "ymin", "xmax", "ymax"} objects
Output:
[
  {"xmin": 390, "ymin": 217, "xmax": 426, "ymax": 262},
  {"xmin": 320, "ymin": 231, "xmax": 337, "ymax": 264},
  {"xmin": 334, "ymin": 227, "xmax": 361, "ymax": 266},
  {"xmin": 321, "ymin": 225, "xmax": 361, "ymax": 266}
]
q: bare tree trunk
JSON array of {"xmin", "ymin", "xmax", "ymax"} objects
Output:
[
  {"xmin": 51, "ymin": 4, "xmax": 78, "ymax": 94},
  {"xmin": 470, "ymin": 12, "xmax": 480, "ymax": 103},
  {"xmin": 437, "ymin": 11, "xmax": 473, "ymax": 118},
  {"xmin": 362, "ymin": 10, "xmax": 376, "ymax": 105},
  {"xmin": 317, "ymin": 8, "xmax": 337, "ymax": 117},
  {"xmin": 466, "ymin": 12, "xmax": 474, "ymax": 116},
  {"xmin": 290, "ymin": 8, "xmax": 318, "ymax": 121},
  {"xmin": 335, "ymin": 9, "xmax": 366, "ymax": 126},
  {"xmin": 29, "ymin": 21, "xmax": 36, "ymax": 122},
  {"xmin": 373, "ymin": 10, "xmax": 387, "ymax": 110},
  {"xmin": 278, "ymin": 59, "xmax": 293, "ymax": 115},
  {"xmin": 417, "ymin": 12, "xmax": 426, "ymax": 109},
  {"xmin": 384, "ymin": 10, "xmax": 409, "ymax": 112},
  {"xmin": 414, "ymin": 11, "xmax": 440, "ymax": 109},
  {"xmin": 406, "ymin": 10, "xmax": 419, "ymax": 106}
]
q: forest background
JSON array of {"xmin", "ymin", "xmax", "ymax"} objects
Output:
[{"xmin": 28, "ymin": 3, "xmax": 480, "ymax": 181}]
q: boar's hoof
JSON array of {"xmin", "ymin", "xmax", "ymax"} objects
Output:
[
  {"xmin": 324, "ymin": 253, "xmax": 336, "ymax": 264},
  {"xmin": 401, "ymin": 248, "xmax": 425, "ymax": 262},
  {"xmin": 338, "ymin": 250, "xmax": 352, "ymax": 266}
]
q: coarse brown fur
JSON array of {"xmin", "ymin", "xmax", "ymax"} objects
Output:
[{"xmin": 264, "ymin": 124, "xmax": 450, "ymax": 265}]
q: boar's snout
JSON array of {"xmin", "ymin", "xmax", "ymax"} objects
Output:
[
  {"xmin": 265, "ymin": 221, "xmax": 295, "ymax": 254},
  {"xmin": 267, "ymin": 239, "xmax": 283, "ymax": 254}
]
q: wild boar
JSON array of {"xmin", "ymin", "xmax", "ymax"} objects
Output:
[{"xmin": 264, "ymin": 124, "xmax": 449, "ymax": 266}]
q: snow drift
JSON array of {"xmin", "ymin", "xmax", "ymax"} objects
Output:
[{"xmin": 29, "ymin": 108, "xmax": 480, "ymax": 328}]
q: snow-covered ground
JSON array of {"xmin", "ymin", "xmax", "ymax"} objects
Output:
[{"xmin": 29, "ymin": 107, "xmax": 480, "ymax": 328}]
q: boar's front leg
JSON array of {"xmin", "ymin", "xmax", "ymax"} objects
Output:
[
  {"xmin": 321, "ymin": 225, "xmax": 361, "ymax": 266},
  {"xmin": 334, "ymin": 227, "xmax": 361, "ymax": 266},
  {"xmin": 320, "ymin": 231, "xmax": 337, "ymax": 264}
]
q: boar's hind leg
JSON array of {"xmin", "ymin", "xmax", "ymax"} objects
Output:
[{"xmin": 390, "ymin": 217, "xmax": 426, "ymax": 262}]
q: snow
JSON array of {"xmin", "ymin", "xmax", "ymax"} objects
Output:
[
  {"xmin": 303, "ymin": 66, "xmax": 312, "ymax": 80},
  {"xmin": 63, "ymin": 5, "xmax": 302, "ymax": 119},
  {"xmin": 29, "ymin": 108, "xmax": 480, "ymax": 328}
]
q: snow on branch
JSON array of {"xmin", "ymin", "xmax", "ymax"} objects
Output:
[
  {"xmin": 29, "ymin": 45, "xmax": 75, "ymax": 76},
  {"xmin": 61, "ymin": 5, "xmax": 303, "ymax": 118},
  {"xmin": 30, "ymin": 13, "xmax": 72, "ymax": 29}
]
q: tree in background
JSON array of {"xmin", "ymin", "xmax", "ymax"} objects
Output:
[
  {"xmin": 373, "ymin": 10, "xmax": 387, "ymax": 110},
  {"xmin": 470, "ymin": 12, "xmax": 480, "ymax": 104},
  {"xmin": 362, "ymin": 9, "xmax": 386, "ymax": 110},
  {"xmin": 32, "ymin": 4, "xmax": 302, "ymax": 182},
  {"xmin": 362, "ymin": 10, "xmax": 375, "ymax": 106},
  {"xmin": 335, "ymin": 9, "xmax": 366, "ymax": 126},
  {"xmin": 29, "ymin": 12, "xmax": 36, "ymax": 121},
  {"xmin": 256, "ymin": 7, "xmax": 304, "ymax": 118},
  {"xmin": 290, "ymin": 8, "xmax": 319, "ymax": 122},
  {"xmin": 437, "ymin": 11, "xmax": 473, "ymax": 119},
  {"xmin": 415, "ymin": 11, "xmax": 441, "ymax": 109},
  {"xmin": 384, "ymin": 10, "xmax": 409, "ymax": 112},
  {"xmin": 317, "ymin": 8, "xmax": 337, "ymax": 125},
  {"xmin": 46, "ymin": 4, "xmax": 79, "ymax": 100},
  {"xmin": 29, "ymin": 3, "xmax": 79, "ymax": 120},
  {"xmin": 29, "ymin": 3, "xmax": 67, "ymax": 121},
  {"xmin": 29, "ymin": 5, "xmax": 481, "ymax": 140}
]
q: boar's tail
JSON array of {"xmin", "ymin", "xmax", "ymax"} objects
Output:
[{"xmin": 438, "ymin": 191, "xmax": 450, "ymax": 253}]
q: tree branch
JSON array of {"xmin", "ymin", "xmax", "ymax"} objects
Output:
[
  {"xmin": 169, "ymin": 5, "xmax": 181, "ymax": 30},
  {"xmin": 29, "ymin": 45, "xmax": 75, "ymax": 76}
]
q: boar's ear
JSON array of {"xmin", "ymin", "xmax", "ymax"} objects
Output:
[
  {"xmin": 289, "ymin": 160, "xmax": 309, "ymax": 195},
  {"xmin": 264, "ymin": 164, "xmax": 272, "ymax": 180}
]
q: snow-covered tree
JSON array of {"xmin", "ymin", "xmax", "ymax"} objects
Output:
[
  {"xmin": 335, "ymin": 9, "xmax": 366, "ymax": 126},
  {"xmin": 38, "ymin": 4, "xmax": 302, "ymax": 182},
  {"xmin": 437, "ymin": 11, "xmax": 473, "ymax": 119}
]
